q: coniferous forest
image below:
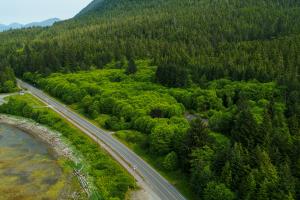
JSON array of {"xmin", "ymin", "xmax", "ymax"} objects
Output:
[{"xmin": 0, "ymin": 0, "xmax": 300, "ymax": 199}]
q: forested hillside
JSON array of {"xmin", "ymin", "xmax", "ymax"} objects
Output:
[
  {"xmin": 0, "ymin": 0, "xmax": 300, "ymax": 82},
  {"xmin": 0, "ymin": 0, "xmax": 300, "ymax": 199}
]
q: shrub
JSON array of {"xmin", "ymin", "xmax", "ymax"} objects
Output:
[
  {"xmin": 163, "ymin": 151, "xmax": 178, "ymax": 171},
  {"xmin": 105, "ymin": 116, "xmax": 129, "ymax": 131},
  {"xmin": 209, "ymin": 111, "xmax": 234, "ymax": 134},
  {"xmin": 150, "ymin": 125, "xmax": 175, "ymax": 155}
]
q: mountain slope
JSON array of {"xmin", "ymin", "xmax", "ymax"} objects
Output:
[
  {"xmin": 5, "ymin": 0, "xmax": 299, "ymax": 83},
  {"xmin": 0, "ymin": 18, "xmax": 60, "ymax": 32},
  {"xmin": 77, "ymin": 0, "xmax": 105, "ymax": 16},
  {"xmin": 24, "ymin": 18, "xmax": 60, "ymax": 28},
  {"xmin": 0, "ymin": 1, "xmax": 300, "ymax": 199},
  {"xmin": 0, "ymin": 23, "xmax": 22, "ymax": 32}
]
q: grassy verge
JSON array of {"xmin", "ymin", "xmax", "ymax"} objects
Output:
[{"xmin": 0, "ymin": 94, "xmax": 136, "ymax": 200}]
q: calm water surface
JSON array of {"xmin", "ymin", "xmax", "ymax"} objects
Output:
[{"xmin": 0, "ymin": 123, "xmax": 80, "ymax": 199}]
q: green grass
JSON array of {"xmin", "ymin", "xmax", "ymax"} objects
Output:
[{"xmin": 16, "ymin": 93, "xmax": 45, "ymax": 106}]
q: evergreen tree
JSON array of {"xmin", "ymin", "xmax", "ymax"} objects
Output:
[
  {"xmin": 240, "ymin": 172, "xmax": 256, "ymax": 200},
  {"xmin": 230, "ymin": 143, "xmax": 251, "ymax": 191},
  {"xmin": 231, "ymin": 101, "xmax": 259, "ymax": 148},
  {"xmin": 221, "ymin": 161, "xmax": 232, "ymax": 188},
  {"xmin": 259, "ymin": 110, "xmax": 273, "ymax": 148},
  {"xmin": 185, "ymin": 117, "xmax": 209, "ymax": 150},
  {"xmin": 277, "ymin": 162, "xmax": 296, "ymax": 199},
  {"xmin": 126, "ymin": 58, "xmax": 137, "ymax": 75},
  {"xmin": 156, "ymin": 64, "xmax": 189, "ymax": 87},
  {"xmin": 203, "ymin": 182, "xmax": 235, "ymax": 200}
]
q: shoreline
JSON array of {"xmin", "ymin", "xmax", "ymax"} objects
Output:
[
  {"xmin": 0, "ymin": 114, "xmax": 152, "ymax": 200},
  {"xmin": 0, "ymin": 114, "xmax": 77, "ymax": 161},
  {"xmin": 0, "ymin": 114, "xmax": 90, "ymax": 197}
]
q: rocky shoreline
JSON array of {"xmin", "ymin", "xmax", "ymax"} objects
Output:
[
  {"xmin": 0, "ymin": 114, "xmax": 91, "ymax": 199},
  {"xmin": 0, "ymin": 114, "xmax": 77, "ymax": 161},
  {"xmin": 0, "ymin": 114, "xmax": 150, "ymax": 199}
]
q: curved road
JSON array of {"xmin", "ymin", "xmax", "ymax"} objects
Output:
[{"xmin": 18, "ymin": 79, "xmax": 186, "ymax": 200}]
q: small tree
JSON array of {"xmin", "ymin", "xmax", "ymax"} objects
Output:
[
  {"xmin": 203, "ymin": 182, "xmax": 235, "ymax": 200},
  {"xmin": 3, "ymin": 80, "xmax": 16, "ymax": 93},
  {"xmin": 156, "ymin": 64, "xmax": 189, "ymax": 87},
  {"xmin": 126, "ymin": 58, "xmax": 137, "ymax": 75},
  {"xmin": 221, "ymin": 161, "xmax": 232, "ymax": 187},
  {"xmin": 163, "ymin": 151, "xmax": 178, "ymax": 170},
  {"xmin": 150, "ymin": 125, "xmax": 174, "ymax": 155},
  {"xmin": 150, "ymin": 108, "xmax": 163, "ymax": 118},
  {"xmin": 186, "ymin": 117, "xmax": 209, "ymax": 149}
]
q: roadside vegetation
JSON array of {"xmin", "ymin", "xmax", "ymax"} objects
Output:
[
  {"xmin": 0, "ymin": 66, "xmax": 17, "ymax": 93},
  {"xmin": 22, "ymin": 60, "xmax": 299, "ymax": 200},
  {"xmin": 0, "ymin": 94, "xmax": 136, "ymax": 200}
]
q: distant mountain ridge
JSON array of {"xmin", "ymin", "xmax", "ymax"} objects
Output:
[
  {"xmin": 77, "ymin": 0, "xmax": 105, "ymax": 16},
  {"xmin": 0, "ymin": 18, "xmax": 60, "ymax": 32}
]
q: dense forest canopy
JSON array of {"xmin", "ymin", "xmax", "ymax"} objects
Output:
[
  {"xmin": 0, "ymin": 0, "xmax": 299, "ymax": 81},
  {"xmin": 23, "ymin": 60, "xmax": 300, "ymax": 200},
  {"xmin": 0, "ymin": 0, "xmax": 300, "ymax": 199}
]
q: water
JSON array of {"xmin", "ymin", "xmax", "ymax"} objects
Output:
[{"xmin": 0, "ymin": 123, "xmax": 82, "ymax": 199}]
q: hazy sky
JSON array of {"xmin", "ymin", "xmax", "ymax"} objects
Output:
[{"xmin": 0, "ymin": 0, "xmax": 93, "ymax": 24}]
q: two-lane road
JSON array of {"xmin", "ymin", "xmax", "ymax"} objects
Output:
[{"xmin": 18, "ymin": 79, "xmax": 186, "ymax": 200}]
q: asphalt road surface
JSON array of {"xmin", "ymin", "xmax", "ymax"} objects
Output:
[{"xmin": 18, "ymin": 79, "xmax": 186, "ymax": 200}]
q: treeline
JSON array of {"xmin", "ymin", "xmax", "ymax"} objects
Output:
[
  {"xmin": 22, "ymin": 62, "xmax": 300, "ymax": 199},
  {"xmin": 0, "ymin": 0, "xmax": 299, "ymax": 114},
  {"xmin": 185, "ymin": 84, "xmax": 300, "ymax": 200},
  {"xmin": 0, "ymin": 0, "xmax": 299, "ymax": 82},
  {"xmin": 0, "ymin": 95, "xmax": 136, "ymax": 200},
  {"xmin": 0, "ymin": 66, "xmax": 17, "ymax": 93}
]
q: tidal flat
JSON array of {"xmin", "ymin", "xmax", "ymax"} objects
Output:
[{"xmin": 0, "ymin": 123, "xmax": 84, "ymax": 200}]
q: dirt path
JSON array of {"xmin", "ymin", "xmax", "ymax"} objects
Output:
[{"xmin": 0, "ymin": 93, "xmax": 17, "ymax": 105}]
